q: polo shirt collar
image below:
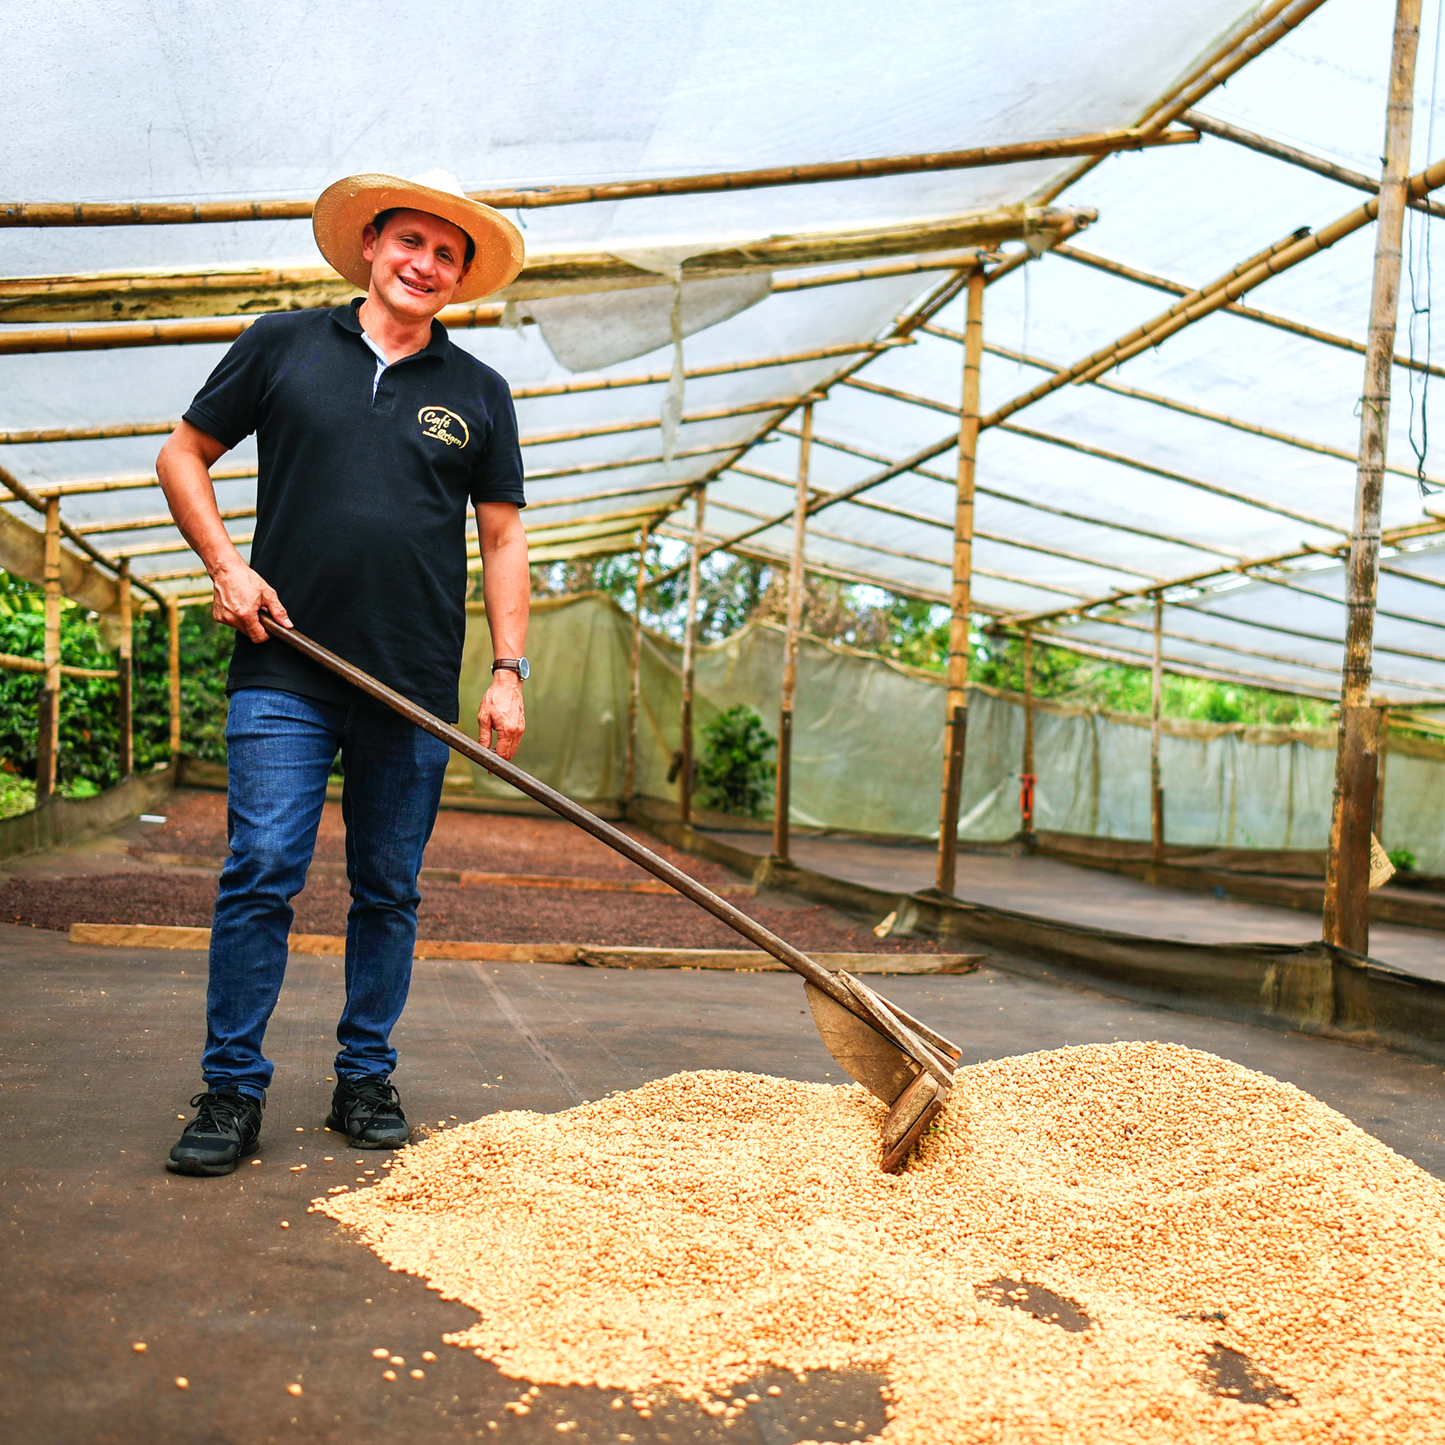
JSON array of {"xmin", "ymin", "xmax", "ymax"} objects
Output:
[{"xmin": 331, "ymin": 298, "xmax": 451, "ymax": 361}]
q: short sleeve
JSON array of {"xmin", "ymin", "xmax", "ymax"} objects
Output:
[
  {"xmin": 181, "ymin": 318, "xmax": 273, "ymax": 450},
  {"xmin": 470, "ymin": 380, "xmax": 526, "ymax": 508}
]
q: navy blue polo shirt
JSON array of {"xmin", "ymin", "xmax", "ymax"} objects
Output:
[{"xmin": 183, "ymin": 300, "xmax": 524, "ymax": 720}]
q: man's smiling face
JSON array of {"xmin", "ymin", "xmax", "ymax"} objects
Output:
[{"xmin": 360, "ymin": 208, "xmax": 473, "ymax": 322}]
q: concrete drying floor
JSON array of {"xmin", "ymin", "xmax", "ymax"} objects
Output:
[
  {"xmin": 6, "ymin": 920, "xmax": 1445, "ymax": 1445},
  {"xmin": 709, "ymin": 829, "xmax": 1445, "ymax": 983}
]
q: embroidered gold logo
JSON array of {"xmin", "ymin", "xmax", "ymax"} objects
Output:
[{"xmin": 417, "ymin": 406, "xmax": 469, "ymax": 449}]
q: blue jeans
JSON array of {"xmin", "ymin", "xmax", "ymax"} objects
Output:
[{"xmin": 202, "ymin": 687, "xmax": 450, "ymax": 1099}]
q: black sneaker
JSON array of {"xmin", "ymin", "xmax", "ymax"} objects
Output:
[
  {"xmin": 167, "ymin": 1088, "xmax": 263, "ymax": 1176},
  {"xmin": 325, "ymin": 1075, "xmax": 409, "ymax": 1149}
]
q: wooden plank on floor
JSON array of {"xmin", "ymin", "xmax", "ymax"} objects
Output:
[
  {"xmin": 127, "ymin": 852, "xmax": 755, "ymax": 895},
  {"xmin": 66, "ymin": 924, "xmax": 978, "ymax": 973}
]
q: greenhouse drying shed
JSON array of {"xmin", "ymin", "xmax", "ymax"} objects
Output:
[{"xmin": 4, "ymin": 1, "xmax": 1445, "ymax": 1442}]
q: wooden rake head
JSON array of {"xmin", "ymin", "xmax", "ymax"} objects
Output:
[{"xmin": 804, "ymin": 971, "xmax": 961, "ymax": 1172}]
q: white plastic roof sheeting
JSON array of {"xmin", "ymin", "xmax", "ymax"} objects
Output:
[{"xmin": 4, "ymin": 0, "xmax": 1445, "ymax": 705}]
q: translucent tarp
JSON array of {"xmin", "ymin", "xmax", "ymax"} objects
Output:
[
  {"xmin": 4, "ymin": 0, "xmax": 1445, "ymax": 706},
  {"xmin": 461, "ymin": 593, "xmax": 1445, "ymax": 871}
]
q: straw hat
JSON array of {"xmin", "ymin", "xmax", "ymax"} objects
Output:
[{"xmin": 313, "ymin": 169, "xmax": 525, "ymax": 304}]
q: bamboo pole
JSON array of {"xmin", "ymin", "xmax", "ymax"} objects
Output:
[
  {"xmin": 35, "ymin": 496, "xmax": 62, "ymax": 804},
  {"xmin": 1183, "ymin": 109, "xmax": 1445, "ymax": 220},
  {"xmin": 843, "ymin": 373, "xmax": 1350, "ymax": 532},
  {"xmin": 1168, "ymin": 590, "xmax": 1445, "ymax": 667},
  {"xmin": 510, "ymin": 339, "xmax": 912, "ymax": 401},
  {"xmin": 1033, "ymin": 0, "xmax": 1326, "ymax": 205},
  {"xmin": 37, "ymin": 464, "xmax": 251, "ymax": 500},
  {"xmin": 991, "ymin": 147, "xmax": 1445, "ymax": 430},
  {"xmin": 167, "ymin": 595, "xmax": 181, "ymax": 759},
  {"xmin": 1023, "ymin": 626, "xmax": 1348, "ymax": 700},
  {"xmin": 1002, "ymin": 512, "xmax": 1445, "ymax": 632},
  {"xmin": 520, "ymin": 395, "xmax": 804, "ymax": 449},
  {"xmin": 623, "ymin": 528, "xmax": 649, "ymax": 805},
  {"xmin": 1141, "ymin": 0, "xmax": 1333, "ymax": 136},
  {"xmin": 1021, "ymin": 629, "xmax": 1036, "ymax": 845},
  {"xmin": 0, "ymin": 653, "xmax": 116, "ymax": 679},
  {"xmin": 1375, "ymin": 707, "xmax": 1390, "ymax": 844},
  {"xmin": 790, "ymin": 424, "xmax": 1246, "ymax": 562},
  {"xmin": 1323, "ymin": 0, "xmax": 1420, "ymax": 955},
  {"xmin": 1053, "ymin": 244, "xmax": 1445, "ymax": 382},
  {"xmin": 1150, "ymin": 594, "xmax": 1165, "ymax": 865},
  {"xmin": 729, "ymin": 461, "xmax": 1163, "ymax": 580},
  {"xmin": 678, "ymin": 491, "xmax": 706, "ymax": 828},
  {"xmin": 1051, "ymin": 606, "xmax": 1437, "ymax": 696},
  {"xmin": 117, "ymin": 560, "xmax": 133, "ymax": 780},
  {"xmin": 0, "ymin": 207, "xmax": 1088, "ymax": 332},
  {"xmin": 77, "ymin": 504, "xmax": 255, "ymax": 535},
  {"xmin": 960, "ymin": 332, "xmax": 1445, "ymax": 487},
  {"xmin": 0, "ymin": 136, "xmax": 1178, "ymax": 230},
  {"xmin": 998, "ymin": 421, "xmax": 1347, "ymax": 534},
  {"xmin": 773, "ymin": 404, "xmax": 813, "ymax": 864},
  {"xmin": 0, "ymin": 418, "xmax": 179, "ymax": 446},
  {"xmin": 524, "ymin": 443, "xmax": 735, "ymax": 484},
  {"xmin": 710, "ymin": 485, "xmax": 1146, "ymax": 588},
  {"xmin": 106, "ymin": 530, "xmax": 253, "ymax": 560},
  {"xmin": 937, "ymin": 271, "xmax": 985, "ymax": 894},
  {"xmin": 0, "ymin": 305, "xmax": 498, "ymax": 357}
]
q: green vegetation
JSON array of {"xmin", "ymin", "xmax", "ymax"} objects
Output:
[
  {"xmin": 697, "ymin": 704, "xmax": 775, "ymax": 817},
  {"xmin": 0, "ymin": 571, "xmax": 234, "ymax": 807},
  {"xmin": 1388, "ymin": 847, "xmax": 1417, "ymax": 873}
]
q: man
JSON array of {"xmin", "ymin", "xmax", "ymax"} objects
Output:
[{"xmin": 158, "ymin": 170, "xmax": 530, "ymax": 1176}]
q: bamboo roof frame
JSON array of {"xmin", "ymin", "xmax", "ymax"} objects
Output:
[
  {"xmin": 1031, "ymin": 0, "xmax": 1330, "ymax": 205},
  {"xmin": 778, "ymin": 424, "xmax": 1248, "ymax": 562},
  {"xmin": 727, "ymin": 461, "xmax": 1164, "ymax": 582},
  {"xmin": 0, "ymin": 131, "xmax": 1190, "ymax": 230},
  {"xmin": 1034, "ymin": 608, "xmax": 1445, "ymax": 698},
  {"xmin": 5, "ymin": 2, "xmax": 1436, "ymax": 708},
  {"xmin": 839, "ymin": 373, "xmax": 1352, "ymax": 532},
  {"xmin": 926, "ymin": 326, "xmax": 1445, "ymax": 487},
  {"xmin": 0, "ymin": 208, "xmax": 1089, "ymax": 329},
  {"xmin": 1002, "ymin": 518, "xmax": 1445, "ymax": 631},
  {"xmin": 669, "ymin": 146, "xmax": 1445, "ymax": 597},
  {"xmin": 1182, "ymin": 108, "xmax": 1445, "ymax": 220},
  {"xmin": 1052, "ymin": 243, "xmax": 1445, "ymax": 381}
]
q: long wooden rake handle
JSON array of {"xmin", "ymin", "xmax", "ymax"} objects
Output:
[{"xmin": 260, "ymin": 617, "xmax": 868, "ymax": 1012}]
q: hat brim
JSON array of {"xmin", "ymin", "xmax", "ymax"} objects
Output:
[{"xmin": 313, "ymin": 173, "xmax": 525, "ymax": 305}]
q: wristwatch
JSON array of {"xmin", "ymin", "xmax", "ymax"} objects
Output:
[{"xmin": 491, "ymin": 657, "xmax": 530, "ymax": 681}]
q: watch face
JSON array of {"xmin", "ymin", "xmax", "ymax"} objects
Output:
[{"xmin": 517, "ymin": 657, "xmax": 530, "ymax": 680}]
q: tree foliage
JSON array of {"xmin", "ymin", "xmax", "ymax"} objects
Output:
[{"xmin": 697, "ymin": 704, "xmax": 775, "ymax": 817}]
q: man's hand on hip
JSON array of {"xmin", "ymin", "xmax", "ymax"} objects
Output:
[
  {"xmin": 211, "ymin": 559, "xmax": 292, "ymax": 644},
  {"xmin": 478, "ymin": 670, "xmax": 525, "ymax": 759}
]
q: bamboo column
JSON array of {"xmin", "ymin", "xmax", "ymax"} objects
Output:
[
  {"xmin": 774, "ymin": 403, "xmax": 814, "ymax": 863},
  {"xmin": 937, "ymin": 270, "xmax": 985, "ymax": 893},
  {"xmin": 1323, "ymin": 0, "xmax": 1421, "ymax": 955},
  {"xmin": 35, "ymin": 495, "xmax": 62, "ymax": 804},
  {"xmin": 116, "ymin": 559, "xmax": 133, "ymax": 779},
  {"xmin": 1020, "ymin": 630, "xmax": 1036, "ymax": 846},
  {"xmin": 166, "ymin": 596, "xmax": 181, "ymax": 759},
  {"xmin": 1150, "ymin": 594, "xmax": 1165, "ymax": 864},
  {"xmin": 1374, "ymin": 707, "xmax": 1389, "ymax": 844},
  {"xmin": 623, "ymin": 527, "xmax": 649, "ymax": 805},
  {"xmin": 678, "ymin": 491, "xmax": 706, "ymax": 827}
]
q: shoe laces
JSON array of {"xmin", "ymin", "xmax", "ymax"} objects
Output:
[
  {"xmin": 344, "ymin": 1076, "xmax": 403, "ymax": 1120},
  {"xmin": 189, "ymin": 1089, "xmax": 254, "ymax": 1135}
]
